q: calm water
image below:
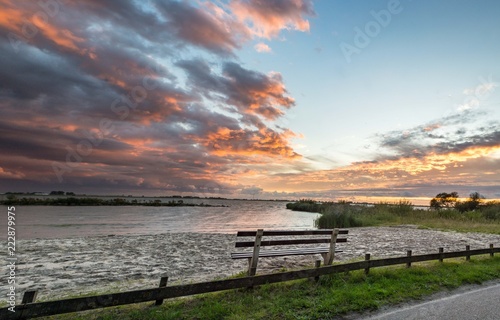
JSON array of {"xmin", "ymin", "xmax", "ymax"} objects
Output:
[{"xmin": 2, "ymin": 199, "xmax": 319, "ymax": 239}]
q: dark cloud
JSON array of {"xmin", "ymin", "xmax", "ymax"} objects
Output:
[
  {"xmin": 0, "ymin": 0, "xmax": 305, "ymax": 194},
  {"xmin": 156, "ymin": 1, "xmax": 247, "ymax": 56},
  {"xmin": 177, "ymin": 59, "xmax": 295, "ymax": 121}
]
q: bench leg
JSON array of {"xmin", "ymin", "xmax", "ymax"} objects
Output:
[
  {"xmin": 248, "ymin": 229, "xmax": 263, "ymax": 276},
  {"xmin": 325, "ymin": 229, "xmax": 339, "ymax": 265},
  {"xmin": 248, "ymin": 258, "xmax": 256, "ymax": 276}
]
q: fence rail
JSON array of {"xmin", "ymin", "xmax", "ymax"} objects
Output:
[{"xmin": 1, "ymin": 245, "xmax": 498, "ymax": 320}]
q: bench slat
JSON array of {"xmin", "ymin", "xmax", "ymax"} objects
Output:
[
  {"xmin": 231, "ymin": 247, "xmax": 343, "ymax": 259},
  {"xmin": 236, "ymin": 229, "xmax": 348, "ymax": 237},
  {"xmin": 235, "ymin": 238, "xmax": 347, "ymax": 248}
]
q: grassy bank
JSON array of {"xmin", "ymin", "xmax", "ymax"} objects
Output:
[
  {"xmin": 38, "ymin": 256, "xmax": 500, "ymax": 320},
  {"xmin": 287, "ymin": 200, "xmax": 500, "ymax": 234}
]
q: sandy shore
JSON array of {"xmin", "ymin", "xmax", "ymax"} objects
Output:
[{"xmin": 3, "ymin": 226, "xmax": 500, "ymax": 301}]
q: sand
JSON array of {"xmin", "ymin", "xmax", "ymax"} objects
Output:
[{"xmin": 3, "ymin": 226, "xmax": 500, "ymax": 301}]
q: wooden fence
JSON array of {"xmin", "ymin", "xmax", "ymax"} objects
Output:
[{"xmin": 1, "ymin": 244, "xmax": 498, "ymax": 320}]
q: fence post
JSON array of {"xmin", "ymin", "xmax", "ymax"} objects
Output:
[
  {"xmin": 406, "ymin": 250, "xmax": 412, "ymax": 268},
  {"xmin": 466, "ymin": 245, "xmax": 470, "ymax": 261},
  {"xmin": 314, "ymin": 259, "xmax": 321, "ymax": 282},
  {"xmin": 154, "ymin": 276, "xmax": 169, "ymax": 306},
  {"xmin": 439, "ymin": 248, "xmax": 444, "ymax": 263},
  {"xmin": 490, "ymin": 244, "xmax": 494, "ymax": 258},
  {"xmin": 22, "ymin": 290, "xmax": 38, "ymax": 304},
  {"xmin": 364, "ymin": 254, "xmax": 371, "ymax": 275}
]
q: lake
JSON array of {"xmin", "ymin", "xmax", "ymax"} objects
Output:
[{"xmin": 2, "ymin": 199, "xmax": 320, "ymax": 239}]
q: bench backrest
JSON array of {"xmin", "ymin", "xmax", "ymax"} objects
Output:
[{"xmin": 235, "ymin": 229, "xmax": 348, "ymax": 248}]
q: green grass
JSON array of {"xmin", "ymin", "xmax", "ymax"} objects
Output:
[
  {"xmin": 287, "ymin": 200, "xmax": 500, "ymax": 234},
  {"xmin": 37, "ymin": 256, "xmax": 500, "ymax": 320}
]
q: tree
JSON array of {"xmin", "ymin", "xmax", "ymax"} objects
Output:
[
  {"xmin": 455, "ymin": 192, "xmax": 485, "ymax": 213},
  {"xmin": 430, "ymin": 192, "xmax": 459, "ymax": 210}
]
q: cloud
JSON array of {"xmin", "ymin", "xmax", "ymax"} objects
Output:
[
  {"xmin": 230, "ymin": 0, "xmax": 315, "ymax": 38},
  {"xmin": 250, "ymin": 107, "xmax": 500, "ymax": 200},
  {"xmin": 240, "ymin": 186, "xmax": 263, "ymax": 195},
  {"xmin": 0, "ymin": 0, "xmax": 304, "ymax": 194},
  {"xmin": 0, "ymin": 167, "xmax": 25, "ymax": 180},
  {"xmin": 458, "ymin": 77, "xmax": 499, "ymax": 112},
  {"xmin": 177, "ymin": 59, "xmax": 295, "ymax": 122},
  {"xmin": 156, "ymin": 1, "xmax": 248, "ymax": 55},
  {"xmin": 376, "ymin": 110, "xmax": 500, "ymax": 160},
  {"xmin": 255, "ymin": 42, "xmax": 272, "ymax": 53}
]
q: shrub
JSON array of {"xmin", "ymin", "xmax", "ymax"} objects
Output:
[
  {"xmin": 314, "ymin": 204, "xmax": 363, "ymax": 228},
  {"xmin": 286, "ymin": 201, "xmax": 322, "ymax": 213},
  {"xmin": 480, "ymin": 203, "xmax": 500, "ymax": 220}
]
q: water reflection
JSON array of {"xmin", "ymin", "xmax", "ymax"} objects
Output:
[{"xmin": 4, "ymin": 199, "xmax": 320, "ymax": 239}]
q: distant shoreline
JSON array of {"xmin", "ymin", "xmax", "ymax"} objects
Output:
[
  {"xmin": 0, "ymin": 193, "xmax": 293, "ymax": 203},
  {"xmin": 0, "ymin": 196, "xmax": 228, "ymax": 207}
]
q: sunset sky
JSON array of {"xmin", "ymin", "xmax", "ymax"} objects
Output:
[{"xmin": 1, "ymin": 0, "xmax": 499, "ymax": 202}]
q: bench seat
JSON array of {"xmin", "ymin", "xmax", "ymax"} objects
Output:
[{"xmin": 231, "ymin": 247, "xmax": 342, "ymax": 259}]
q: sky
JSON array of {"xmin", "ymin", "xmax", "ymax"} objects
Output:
[{"xmin": 1, "ymin": 0, "xmax": 499, "ymax": 202}]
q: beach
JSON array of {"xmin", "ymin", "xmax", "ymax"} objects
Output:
[{"xmin": 5, "ymin": 226, "xmax": 500, "ymax": 301}]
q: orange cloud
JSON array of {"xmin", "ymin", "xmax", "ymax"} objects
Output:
[
  {"xmin": 200, "ymin": 126, "xmax": 299, "ymax": 159},
  {"xmin": 232, "ymin": 70, "xmax": 295, "ymax": 120},
  {"xmin": 0, "ymin": 167, "xmax": 25, "ymax": 179},
  {"xmin": 231, "ymin": 0, "xmax": 313, "ymax": 39},
  {"xmin": 247, "ymin": 145, "xmax": 500, "ymax": 194},
  {"xmin": 0, "ymin": 3, "xmax": 24, "ymax": 31},
  {"xmin": 32, "ymin": 15, "xmax": 85, "ymax": 53},
  {"xmin": 0, "ymin": 1, "xmax": 89, "ymax": 56},
  {"xmin": 351, "ymin": 145, "xmax": 500, "ymax": 175}
]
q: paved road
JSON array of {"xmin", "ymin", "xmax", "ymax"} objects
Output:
[{"xmin": 358, "ymin": 281, "xmax": 500, "ymax": 320}]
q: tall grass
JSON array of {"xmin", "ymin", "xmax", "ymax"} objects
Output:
[
  {"xmin": 314, "ymin": 204, "xmax": 363, "ymax": 228},
  {"xmin": 287, "ymin": 199, "xmax": 500, "ymax": 233}
]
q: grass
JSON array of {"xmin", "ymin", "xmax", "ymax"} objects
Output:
[
  {"xmin": 36, "ymin": 256, "xmax": 500, "ymax": 320},
  {"xmin": 287, "ymin": 200, "xmax": 500, "ymax": 234}
]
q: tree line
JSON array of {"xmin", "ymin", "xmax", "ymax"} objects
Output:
[{"xmin": 430, "ymin": 191, "xmax": 496, "ymax": 212}]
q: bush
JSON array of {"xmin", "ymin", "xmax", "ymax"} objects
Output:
[
  {"xmin": 480, "ymin": 203, "xmax": 500, "ymax": 220},
  {"xmin": 286, "ymin": 201, "xmax": 323, "ymax": 213},
  {"xmin": 314, "ymin": 204, "xmax": 363, "ymax": 228}
]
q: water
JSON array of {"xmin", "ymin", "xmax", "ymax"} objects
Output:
[{"xmin": 2, "ymin": 199, "xmax": 320, "ymax": 239}]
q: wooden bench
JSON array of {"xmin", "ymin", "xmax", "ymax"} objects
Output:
[{"xmin": 231, "ymin": 229, "xmax": 348, "ymax": 276}]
